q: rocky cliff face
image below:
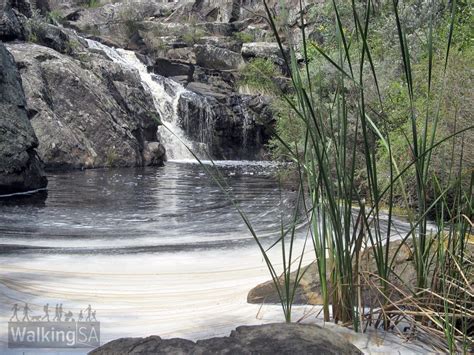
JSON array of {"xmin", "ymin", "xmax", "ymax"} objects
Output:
[
  {"xmin": 0, "ymin": 0, "xmax": 26, "ymax": 40},
  {"xmin": 2, "ymin": 0, "xmax": 291, "ymax": 169},
  {"xmin": 47, "ymin": 0, "xmax": 282, "ymax": 160},
  {"xmin": 1, "ymin": 0, "xmax": 165, "ymax": 170},
  {"xmin": 0, "ymin": 43, "xmax": 47, "ymax": 194},
  {"xmin": 8, "ymin": 41, "xmax": 165, "ymax": 169}
]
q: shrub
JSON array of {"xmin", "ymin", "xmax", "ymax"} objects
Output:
[
  {"xmin": 47, "ymin": 10, "xmax": 63, "ymax": 25},
  {"xmin": 106, "ymin": 147, "xmax": 118, "ymax": 167},
  {"xmin": 210, "ymin": 1, "xmax": 473, "ymax": 352},
  {"xmin": 238, "ymin": 58, "xmax": 281, "ymax": 95},
  {"xmin": 78, "ymin": 0, "xmax": 100, "ymax": 8},
  {"xmin": 234, "ymin": 31, "xmax": 255, "ymax": 43},
  {"xmin": 181, "ymin": 27, "xmax": 206, "ymax": 46}
]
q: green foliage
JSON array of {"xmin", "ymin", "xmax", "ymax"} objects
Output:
[
  {"xmin": 268, "ymin": 98, "xmax": 305, "ymax": 160},
  {"xmin": 106, "ymin": 147, "xmax": 118, "ymax": 167},
  {"xmin": 302, "ymin": 41, "xmax": 321, "ymax": 63},
  {"xmin": 438, "ymin": 0, "xmax": 473, "ymax": 50},
  {"xmin": 89, "ymin": 0, "xmax": 100, "ymax": 8},
  {"xmin": 79, "ymin": 0, "xmax": 100, "ymax": 8},
  {"xmin": 238, "ymin": 58, "xmax": 281, "ymax": 95},
  {"xmin": 150, "ymin": 23, "xmax": 164, "ymax": 38},
  {"xmin": 181, "ymin": 26, "xmax": 206, "ymax": 46},
  {"xmin": 76, "ymin": 52, "xmax": 91, "ymax": 63},
  {"xmin": 26, "ymin": 15, "xmax": 43, "ymax": 44},
  {"xmin": 27, "ymin": 31, "xmax": 39, "ymax": 43},
  {"xmin": 377, "ymin": 43, "xmax": 474, "ymax": 207},
  {"xmin": 65, "ymin": 39, "xmax": 81, "ymax": 54},
  {"xmin": 221, "ymin": 1, "xmax": 473, "ymax": 351},
  {"xmin": 272, "ymin": 0, "xmax": 473, "ymax": 209},
  {"xmin": 233, "ymin": 31, "xmax": 255, "ymax": 43},
  {"xmin": 47, "ymin": 10, "xmax": 63, "ymax": 25}
]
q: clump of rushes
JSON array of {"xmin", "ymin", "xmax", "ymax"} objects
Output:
[
  {"xmin": 181, "ymin": 0, "xmax": 472, "ymax": 352},
  {"xmin": 238, "ymin": 58, "xmax": 281, "ymax": 95},
  {"xmin": 255, "ymin": 0, "xmax": 472, "ymax": 352}
]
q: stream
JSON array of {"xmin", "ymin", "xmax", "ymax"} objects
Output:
[
  {"xmin": 0, "ymin": 161, "xmax": 307, "ymax": 354},
  {"xmin": 0, "ymin": 38, "xmax": 432, "ymax": 354},
  {"xmin": 0, "ymin": 161, "xmax": 431, "ymax": 354}
]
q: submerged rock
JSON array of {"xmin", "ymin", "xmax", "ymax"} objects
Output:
[
  {"xmin": 0, "ymin": 43, "xmax": 47, "ymax": 194},
  {"xmin": 89, "ymin": 323, "xmax": 362, "ymax": 354}
]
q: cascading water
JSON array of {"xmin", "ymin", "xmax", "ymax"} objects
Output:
[
  {"xmin": 179, "ymin": 91, "xmax": 216, "ymax": 152},
  {"xmin": 86, "ymin": 39, "xmax": 211, "ymax": 160},
  {"xmin": 240, "ymin": 102, "xmax": 253, "ymax": 150}
]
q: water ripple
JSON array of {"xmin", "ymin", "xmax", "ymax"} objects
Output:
[{"xmin": 0, "ymin": 161, "xmax": 295, "ymax": 253}]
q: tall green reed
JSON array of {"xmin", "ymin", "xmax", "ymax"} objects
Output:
[
  {"xmin": 253, "ymin": 0, "xmax": 472, "ymax": 350},
  {"xmin": 174, "ymin": 0, "xmax": 472, "ymax": 351}
]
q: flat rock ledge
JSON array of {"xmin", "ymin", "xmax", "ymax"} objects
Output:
[
  {"xmin": 248, "ymin": 240, "xmax": 474, "ymax": 307},
  {"xmin": 89, "ymin": 323, "xmax": 362, "ymax": 355}
]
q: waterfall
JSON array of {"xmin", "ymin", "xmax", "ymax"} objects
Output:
[{"xmin": 86, "ymin": 39, "xmax": 208, "ymax": 161}]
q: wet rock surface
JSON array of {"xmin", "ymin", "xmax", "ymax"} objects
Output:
[
  {"xmin": 89, "ymin": 323, "xmax": 362, "ymax": 355},
  {"xmin": 178, "ymin": 87, "xmax": 273, "ymax": 160},
  {"xmin": 0, "ymin": 43, "xmax": 47, "ymax": 194}
]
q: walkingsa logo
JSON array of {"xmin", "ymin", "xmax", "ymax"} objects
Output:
[{"xmin": 8, "ymin": 303, "xmax": 100, "ymax": 348}]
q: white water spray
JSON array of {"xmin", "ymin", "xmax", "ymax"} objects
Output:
[{"xmin": 86, "ymin": 39, "xmax": 197, "ymax": 160}]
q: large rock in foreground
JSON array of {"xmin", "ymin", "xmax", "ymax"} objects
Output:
[
  {"xmin": 0, "ymin": 43, "xmax": 47, "ymax": 194},
  {"xmin": 90, "ymin": 323, "xmax": 362, "ymax": 355}
]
